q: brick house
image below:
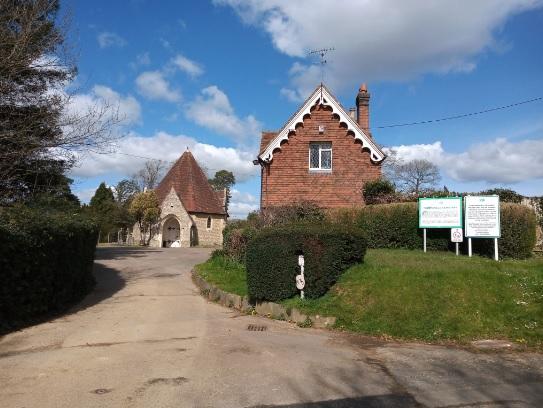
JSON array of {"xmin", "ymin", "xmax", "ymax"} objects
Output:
[
  {"xmin": 132, "ymin": 150, "xmax": 226, "ymax": 247},
  {"xmin": 255, "ymin": 84, "xmax": 386, "ymax": 209}
]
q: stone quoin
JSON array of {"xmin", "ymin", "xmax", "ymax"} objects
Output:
[{"xmin": 255, "ymin": 84, "xmax": 386, "ymax": 209}]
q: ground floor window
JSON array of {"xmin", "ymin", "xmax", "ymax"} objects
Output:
[{"xmin": 207, "ymin": 216, "xmax": 212, "ymax": 229}]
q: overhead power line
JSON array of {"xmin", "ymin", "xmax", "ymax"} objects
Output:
[
  {"xmin": 83, "ymin": 95, "xmax": 542, "ymax": 163},
  {"xmin": 373, "ymin": 96, "xmax": 543, "ymax": 129}
]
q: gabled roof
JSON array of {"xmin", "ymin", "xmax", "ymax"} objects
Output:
[
  {"xmin": 258, "ymin": 84, "xmax": 385, "ymax": 163},
  {"xmin": 155, "ymin": 150, "xmax": 226, "ymax": 215}
]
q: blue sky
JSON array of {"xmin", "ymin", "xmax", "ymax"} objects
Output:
[{"xmin": 66, "ymin": 0, "xmax": 543, "ymax": 217}]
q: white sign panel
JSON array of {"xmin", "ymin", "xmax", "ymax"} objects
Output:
[
  {"xmin": 419, "ymin": 197, "xmax": 463, "ymax": 228},
  {"xmin": 451, "ymin": 228, "xmax": 463, "ymax": 243},
  {"xmin": 295, "ymin": 274, "xmax": 305, "ymax": 290},
  {"xmin": 465, "ymin": 196, "xmax": 500, "ymax": 238}
]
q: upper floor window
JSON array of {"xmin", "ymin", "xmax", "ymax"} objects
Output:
[
  {"xmin": 309, "ymin": 142, "xmax": 332, "ymax": 171},
  {"xmin": 207, "ymin": 216, "xmax": 212, "ymax": 229}
]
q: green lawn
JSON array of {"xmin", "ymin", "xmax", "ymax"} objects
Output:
[
  {"xmin": 196, "ymin": 249, "xmax": 543, "ymax": 347},
  {"xmin": 194, "ymin": 255, "xmax": 247, "ymax": 296}
]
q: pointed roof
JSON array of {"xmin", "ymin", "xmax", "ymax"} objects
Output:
[
  {"xmin": 155, "ymin": 150, "xmax": 226, "ymax": 215},
  {"xmin": 258, "ymin": 84, "xmax": 385, "ymax": 163}
]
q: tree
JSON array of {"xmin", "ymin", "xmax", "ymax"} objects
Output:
[
  {"xmin": 0, "ymin": 0, "xmax": 120, "ymax": 204},
  {"xmin": 113, "ymin": 179, "xmax": 140, "ymax": 205},
  {"xmin": 384, "ymin": 151, "xmax": 441, "ymax": 195},
  {"xmin": 129, "ymin": 191, "xmax": 161, "ymax": 245},
  {"xmin": 88, "ymin": 182, "xmax": 117, "ymax": 242},
  {"xmin": 131, "ymin": 160, "xmax": 167, "ymax": 191},
  {"xmin": 208, "ymin": 170, "xmax": 236, "ymax": 213},
  {"xmin": 479, "ymin": 188, "xmax": 523, "ymax": 203}
]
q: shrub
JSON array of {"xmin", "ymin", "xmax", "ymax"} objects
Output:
[
  {"xmin": 223, "ymin": 221, "xmax": 257, "ymax": 263},
  {"xmin": 328, "ymin": 202, "xmax": 536, "ymax": 259},
  {"xmin": 471, "ymin": 203, "xmax": 536, "ymax": 259},
  {"xmin": 340, "ymin": 202, "xmax": 449, "ymax": 251},
  {"xmin": 253, "ymin": 201, "xmax": 326, "ymax": 229},
  {"xmin": 479, "ymin": 188, "xmax": 523, "ymax": 203},
  {"xmin": 246, "ymin": 224, "xmax": 366, "ymax": 302},
  {"xmin": 362, "ymin": 179, "xmax": 396, "ymax": 204},
  {"xmin": 0, "ymin": 207, "xmax": 98, "ymax": 331}
]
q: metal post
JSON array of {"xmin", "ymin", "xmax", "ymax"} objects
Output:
[
  {"xmin": 468, "ymin": 238, "xmax": 472, "ymax": 257},
  {"xmin": 494, "ymin": 238, "xmax": 499, "ymax": 261},
  {"xmin": 423, "ymin": 228, "xmax": 427, "ymax": 253},
  {"xmin": 455, "ymin": 242, "xmax": 459, "ymax": 256}
]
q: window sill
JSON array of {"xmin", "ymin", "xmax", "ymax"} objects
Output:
[{"xmin": 308, "ymin": 169, "xmax": 332, "ymax": 174}]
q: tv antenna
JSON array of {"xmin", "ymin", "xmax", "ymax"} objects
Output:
[{"xmin": 308, "ymin": 47, "xmax": 335, "ymax": 83}]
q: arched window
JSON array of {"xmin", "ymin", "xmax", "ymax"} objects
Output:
[{"xmin": 207, "ymin": 216, "xmax": 212, "ymax": 229}]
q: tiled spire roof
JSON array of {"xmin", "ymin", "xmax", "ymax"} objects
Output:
[{"xmin": 155, "ymin": 150, "xmax": 226, "ymax": 215}]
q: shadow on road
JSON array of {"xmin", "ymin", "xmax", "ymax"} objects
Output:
[
  {"xmin": 94, "ymin": 246, "xmax": 163, "ymax": 261},
  {"xmin": 69, "ymin": 262, "xmax": 126, "ymax": 313},
  {"xmin": 249, "ymin": 394, "xmax": 420, "ymax": 407}
]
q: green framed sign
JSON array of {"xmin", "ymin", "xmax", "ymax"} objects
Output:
[{"xmin": 418, "ymin": 197, "xmax": 463, "ymax": 229}]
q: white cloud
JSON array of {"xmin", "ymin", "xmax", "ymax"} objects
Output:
[
  {"xmin": 135, "ymin": 71, "xmax": 181, "ymax": 102},
  {"xmin": 216, "ymin": 0, "xmax": 542, "ymax": 94},
  {"xmin": 387, "ymin": 138, "xmax": 543, "ymax": 184},
  {"xmin": 70, "ymin": 131, "xmax": 258, "ymax": 183},
  {"xmin": 172, "ymin": 54, "xmax": 204, "ymax": 77},
  {"xmin": 229, "ymin": 189, "xmax": 259, "ymax": 218},
  {"xmin": 66, "ymin": 85, "xmax": 141, "ymax": 127},
  {"xmin": 186, "ymin": 85, "xmax": 261, "ymax": 148},
  {"xmin": 97, "ymin": 32, "xmax": 127, "ymax": 48}
]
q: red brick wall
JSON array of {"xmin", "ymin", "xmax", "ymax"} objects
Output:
[{"xmin": 261, "ymin": 105, "xmax": 382, "ymax": 209}]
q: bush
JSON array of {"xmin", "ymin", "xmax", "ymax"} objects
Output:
[
  {"xmin": 362, "ymin": 179, "xmax": 396, "ymax": 204},
  {"xmin": 223, "ymin": 220, "xmax": 257, "ymax": 263},
  {"xmin": 472, "ymin": 203, "xmax": 536, "ymax": 259},
  {"xmin": 328, "ymin": 202, "xmax": 536, "ymax": 259},
  {"xmin": 0, "ymin": 207, "xmax": 98, "ymax": 331},
  {"xmin": 246, "ymin": 224, "xmax": 366, "ymax": 302}
]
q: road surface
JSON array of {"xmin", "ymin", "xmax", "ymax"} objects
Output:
[{"xmin": 1, "ymin": 247, "xmax": 542, "ymax": 407}]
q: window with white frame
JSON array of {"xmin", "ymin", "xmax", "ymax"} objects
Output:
[{"xmin": 309, "ymin": 142, "xmax": 332, "ymax": 171}]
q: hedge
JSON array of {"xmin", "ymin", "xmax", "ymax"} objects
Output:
[
  {"xmin": 0, "ymin": 207, "xmax": 98, "ymax": 331},
  {"xmin": 328, "ymin": 202, "xmax": 536, "ymax": 259},
  {"xmin": 246, "ymin": 224, "xmax": 366, "ymax": 302}
]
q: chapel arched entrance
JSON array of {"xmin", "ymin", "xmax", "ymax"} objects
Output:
[{"xmin": 162, "ymin": 217, "xmax": 181, "ymax": 247}]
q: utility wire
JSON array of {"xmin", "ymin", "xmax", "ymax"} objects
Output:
[
  {"xmin": 373, "ymin": 96, "xmax": 542, "ymax": 129},
  {"xmin": 84, "ymin": 95, "xmax": 543, "ymax": 161}
]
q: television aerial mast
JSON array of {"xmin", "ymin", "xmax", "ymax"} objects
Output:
[{"xmin": 308, "ymin": 47, "xmax": 335, "ymax": 84}]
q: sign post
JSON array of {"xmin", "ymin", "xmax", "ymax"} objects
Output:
[
  {"xmin": 296, "ymin": 255, "xmax": 305, "ymax": 299},
  {"xmin": 419, "ymin": 197, "xmax": 463, "ymax": 253},
  {"xmin": 465, "ymin": 195, "xmax": 501, "ymax": 261},
  {"xmin": 450, "ymin": 228, "xmax": 463, "ymax": 256}
]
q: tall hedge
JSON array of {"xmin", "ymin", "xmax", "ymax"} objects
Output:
[
  {"xmin": 0, "ymin": 208, "xmax": 98, "ymax": 331},
  {"xmin": 471, "ymin": 203, "xmax": 536, "ymax": 259},
  {"xmin": 246, "ymin": 224, "xmax": 366, "ymax": 302},
  {"xmin": 328, "ymin": 202, "xmax": 536, "ymax": 259}
]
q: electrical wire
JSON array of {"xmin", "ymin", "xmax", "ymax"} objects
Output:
[{"xmin": 373, "ymin": 96, "xmax": 542, "ymax": 129}]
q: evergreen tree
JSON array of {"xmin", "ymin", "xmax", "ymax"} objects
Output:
[{"xmin": 89, "ymin": 182, "xmax": 117, "ymax": 242}]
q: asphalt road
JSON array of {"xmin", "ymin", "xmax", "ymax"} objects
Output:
[{"xmin": 1, "ymin": 247, "xmax": 542, "ymax": 408}]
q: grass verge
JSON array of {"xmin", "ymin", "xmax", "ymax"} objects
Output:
[
  {"xmin": 194, "ymin": 254, "xmax": 247, "ymax": 297},
  {"xmin": 196, "ymin": 249, "xmax": 543, "ymax": 348}
]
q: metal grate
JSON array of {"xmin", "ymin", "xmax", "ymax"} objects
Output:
[{"xmin": 247, "ymin": 324, "xmax": 267, "ymax": 332}]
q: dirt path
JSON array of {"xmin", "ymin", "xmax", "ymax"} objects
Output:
[{"xmin": 1, "ymin": 247, "xmax": 542, "ymax": 407}]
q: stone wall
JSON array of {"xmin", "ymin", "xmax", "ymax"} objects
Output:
[
  {"xmin": 261, "ymin": 105, "xmax": 382, "ymax": 208},
  {"xmin": 191, "ymin": 213, "xmax": 225, "ymax": 246}
]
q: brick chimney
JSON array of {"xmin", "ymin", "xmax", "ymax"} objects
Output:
[{"xmin": 356, "ymin": 83, "xmax": 370, "ymax": 132}]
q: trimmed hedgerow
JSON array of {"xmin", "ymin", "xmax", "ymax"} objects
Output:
[
  {"xmin": 246, "ymin": 224, "xmax": 366, "ymax": 302},
  {"xmin": 0, "ymin": 207, "xmax": 98, "ymax": 332},
  {"xmin": 328, "ymin": 202, "xmax": 536, "ymax": 259},
  {"xmin": 471, "ymin": 203, "xmax": 536, "ymax": 259}
]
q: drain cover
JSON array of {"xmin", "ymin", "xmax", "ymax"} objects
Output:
[
  {"xmin": 247, "ymin": 324, "xmax": 267, "ymax": 331},
  {"xmin": 91, "ymin": 388, "xmax": 112, "ymax": 395}
]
